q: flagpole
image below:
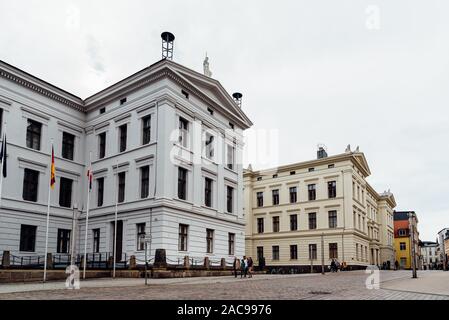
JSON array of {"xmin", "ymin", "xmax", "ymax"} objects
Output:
[
  {"xmin": 113, "ymin": 160, "xmax": 119, "ymax": 279},
  {"xmin": 82, "ymin": 151, "xmax": 92, "ymax": 279},
  {"xmin": 43, "ymin": 139, "xmax": 54, "ymax": 283}
]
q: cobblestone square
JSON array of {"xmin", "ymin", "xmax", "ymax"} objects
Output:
[{"xmin": 0, "ymin": 270, "xmax": 448, "ymax": 300}]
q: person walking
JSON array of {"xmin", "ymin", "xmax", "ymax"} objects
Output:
[
  {"xmin": 240, "ymin": 256, "xmax": 246, "ymax": 278},
  {"xmin": 233, "ymin": 257, "xmax": 240, "ymax": 278},
  {"xmin": 330, "ymin": 258, "xmax": 336, "ymax": 272},
  {"xmin": 394, "ymin": 260, "xmax": 399, "ymax": 271},
  {"xmin": 243, "ymin": 256, "xmax": 248, "ymax": 278},
  {"xmin": 247, "ymin": 257, "xmax": 254, "ymax": 278}
]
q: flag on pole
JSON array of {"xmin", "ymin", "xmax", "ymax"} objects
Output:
[
  {"xmin": 50, "ymin": 145, "xmax": 55, "ymax": 189},
  {"xmin": 87, "ymin": 169, "xmax": 93, "ymax": 191},
  {"xmin": 0, "ymin": 134, "xmax": 6, "ymax": 178}
]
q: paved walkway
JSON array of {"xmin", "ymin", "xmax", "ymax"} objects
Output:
[{"xmin": 0, "ymin": 270, "xmax": 447, "ymax": 300}]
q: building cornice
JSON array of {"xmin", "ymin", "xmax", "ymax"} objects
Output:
[{"xmin": 0, "ymin": 61, "xmax": 84, "ymax": 112}]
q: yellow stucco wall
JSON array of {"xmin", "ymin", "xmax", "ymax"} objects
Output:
[{"xmin": 395, "ymin": 237, "xmax": 411, "ymax": 269}]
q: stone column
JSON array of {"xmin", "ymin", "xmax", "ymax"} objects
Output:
[
  {"xmin": 221, "ymin": 258, "xmax": 226, "ymax": 269},
  {"xmin": 204, "ymin": 257, "xmax": 210, "ymax": 269}
]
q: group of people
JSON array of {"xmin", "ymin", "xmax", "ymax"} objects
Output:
[
  {"xmin": 233, "ymin": 256, "xmax": 254, "ymax": 278},
  {"xmin": 330, "ymin": 258, "xmax": 341, "ymax": 272}
]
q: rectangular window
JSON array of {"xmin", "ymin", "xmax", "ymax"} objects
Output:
[
  {"xmin": 22, "ymin": 169, "xmax": 39, "ymax": 202},
  {"xmin": 328, "ymin": 181, "xmax": 336, "ymax": 198},
  {"xmin": 257, "ymin": 247, "xmax": 264, "ymax": 261},
  {"xmin": 272, "ymin": 174, "xmax": 278, "ymax": 178},
  {"xmin": 308, "ymin": 212, "xmax": 317, "ymax": 230},
  {"xmin": 329, "ymin": 243, "xmax": 338, "ymax": 259},
  {"xmin": 256, "ymin": 192, "xmax": 263, "ymax": 207},
  {"xmin": 400, "ymin": 242, "xmax": 406, "ymax": 250},
  {"xmin": 309, "ymin": 244, "xmax": 317, "ymax": 260},
  {"xmin": 59, "ymin": 177, "xmax": 73, "ymax": 208},
  {"xmin": 308, "ymin": 184, "xmax": 316, "ymax": 201},
  {"xmin": 119, "ymin": 124, "xmax": 127, "ymax": 152},
  {"xmin": 97, "ymin": 178, "xmax": 104, "ymax": 207},
  {"xmin": 205, "ymin": 133, "xmax": 214, "ymax": 160},
  {"xmin": 142, "ymin": 115, "xmax": 151, "ymax": 145},
  {"xmin": 99, "ymin": 107, "xmax": 106, "ymax": 114},
  {"xmin": 290, "ymin": 245, "xmax": 298, "ymax": 260},
  {"xmin": 93, "ymin": 229, "xmax": 100, "ymax": 253},
  {"xmin": 228, "ymin": 233, "xmax": 235, "ymax": 255},
  {"xmin": 140, "ymin": 166, "xmax": 150, "ymax": 198},
  {"xmin": 26, "ymin": 119, "xmax": 42, "ymax": 150},
  {"xmin": 19, "ymin": 225, "xmax": 37, "ymax": 252},
  {"xmin": 289, "ymin": 187, "xmax": 297, "ymax": 203},
  {"xmin": 137, "ymin": 223, "xmax": 146, "ymax": 251},
  {"xmin": 98, "ymin": 132, "xmax": 106, "ymax": 159},
  {"xmin": 328, "ymin": 164, "xmax": 335, "ymax": 169},
  {"xmin": 290, "ymin": 214, "xmax": 298, "ymax": 231},
  {"xmin": 272, "ymin": 246, "xmax": 279, "ymax": 260},
  {"xmin": 257, "ymin": 218, "xmax": 264, "ymax": 234},
  {"xmin": 308, "ymin": 168, "xmax": 315, "ymax": 172},
  {"xmin": 62, "ymin": 132, "xmax": 75, "ymax": 160},
  {"xmin": 206, "ymin": 229, "xmax": 214, "ymax": 253},
  {"xmin": 177, "ymin": 167, "xmax": 187, "ymax": 200},
  {"xmin": 272, "ymin": 216, "xmax": 280, "ymax": 232},
  {"xmin": 328, "ymin": 210, "xmax": 337, "ymax": 228},
  {"xmin": 290, "ymin": 171, "xmax": 296, "ymax": 175},
  {"xmin": 118, "ymin": 172, "xmax": 126, "ymax": 203},
  {"xmin": 57, "ymin": 229, "xmax": 71, "ymax": 253},
  {"xmin": 120, "ymin": 97, "xmax": 127, "ymax": 105},
  {"xmin": 204, "ymin": 177, "xmax": 212, "ymax": 207},
  {"xmin": 226, "ymin": 144, "xmax": 235, "ymax": 170},
  {"xmin": 179, "ymin": 224, "xmax": 188, "ymax": 251},
  {"xmin": 272, "ymin": 189, "xmax": 279, "ymax": 205},
  {"xmin": 226, "ymin": 186, "xmax": 234, "ymax": 213},
  {"xmin": 179, "ymin": 117, "xmax": 189, "ymax": 148}
]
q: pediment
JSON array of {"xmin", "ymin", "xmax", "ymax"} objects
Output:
[
  {"xmin": 352, "ymin": 153, "xmax": 372, "ymax": 176},
  {"xmin": 168, "ymin": 62, "xmax": 252, "ymax": 129}
]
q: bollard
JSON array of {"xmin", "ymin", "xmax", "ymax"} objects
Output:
[
  {"xmin": 184, "ymin": 255, "xmax": 190, "ymax": 269},
  {"xmin": 129, "ymin": 255, "xmax": 136, "ymax": 270},
  {"xmin": 204, "ymin": 257, "xmax": 210, "ymax": 270},
  {"xmin": 221, "ymin": 258, "xmax": 226, "ymax": 270},
  {"xmin": 153, "ymin": 249, "xmax": 167, "ymax": 268}
]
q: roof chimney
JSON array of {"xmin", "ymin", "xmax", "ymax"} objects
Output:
[
  {"xmin": 317, "ymin": 144, "xmax": 328, "ymax": 159},
  {"xmin": 161, "ymin": 32, "xmax": 175, "ymax": 60},
  {"xmin": 232, "ymin": 92, "xmax": 243, "ymax": 108}
]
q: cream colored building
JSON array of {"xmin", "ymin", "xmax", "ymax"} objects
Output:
[{"xmin": 244, "ymin": 146, "xmax": 396, "ymax": 272}]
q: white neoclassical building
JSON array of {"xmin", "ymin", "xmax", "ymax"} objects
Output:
[{"xmin": 0, "ymin": 53, "xmax": 252, "ymax": 265}]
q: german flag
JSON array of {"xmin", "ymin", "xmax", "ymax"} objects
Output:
[{"xmin": 50, "ymin": 145, "xmax": 55, "ymax": 189}]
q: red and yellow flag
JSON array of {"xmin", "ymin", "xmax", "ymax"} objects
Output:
[{"xmin": 50, "ymin": 145, "xmax": 55, "ymax": 189}]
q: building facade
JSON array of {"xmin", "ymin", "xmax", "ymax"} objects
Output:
[
  {"xmin": 437, "ymin": 228, "xmax": 449, "ymax": 270},
  {"xmin": 244, "ymin": 147, "xmax": 396, "ymax": 272},
  {"xmin": 393, "ymin": 211, "xmax": 420, "ymax": 270},
  {"xmin": 0, "ymin": 56, "xmax": 252, "ymax": 264},
  {"xmin": 420, "ymin": 241, "xmax": 439, "ymax": 270}
]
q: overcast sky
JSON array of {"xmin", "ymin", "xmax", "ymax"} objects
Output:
[{"xmin": 1, "ymin": 0, "xmax": 448, "ymax": 241}]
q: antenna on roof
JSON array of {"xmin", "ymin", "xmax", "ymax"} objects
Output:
[
  {"xmin": 232, "ymin": 92, "xmax": 243, "ymax": 108},
  {"xmin": 161, "ymin": 32, "xmax": 175, "ymax": 60}
]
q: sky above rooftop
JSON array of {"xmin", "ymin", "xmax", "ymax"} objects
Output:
[{"xmin": 1, "ymin": 0, "xmax": 448, "ymax": 241}]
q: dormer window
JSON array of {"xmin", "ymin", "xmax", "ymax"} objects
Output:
[{"xmin": 99, "ymin": 107, "xmax": 106, "ymax": 114}]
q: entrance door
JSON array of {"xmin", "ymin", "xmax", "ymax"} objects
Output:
[{"xmin": 111, "ymin": 221, "xmax": 123, "ymax": 262}]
